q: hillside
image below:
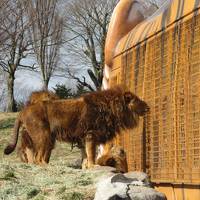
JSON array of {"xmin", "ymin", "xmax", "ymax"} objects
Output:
[{"xmin": 0, "ymin": 112, "xmax": 108, "ymax": 200}]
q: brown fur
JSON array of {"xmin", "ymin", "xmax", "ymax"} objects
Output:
[
  {"xmin": 100, "ymin": 140, "xmax": 115, "ymax": 156},
  {"xmin": 26, "ymin": 90, "xmax": 59, "ymax": 105},
  {"xmin": 18, "ymin": 129, "xmax": 34, "ymax": 163},
  {"xmin": 4, "ymin": 86, "xmax": 149, "ymax": 167},
  {"xmin": 96, "ymin": 146, "xmax": 128, "ymax": 173},
  {"xmin": 18, "ymin": 91, "xmax": 59, "ymax": 162}
]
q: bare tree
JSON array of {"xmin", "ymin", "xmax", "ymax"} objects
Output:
[
  {"xmin": 27, "ymin": 0, "xmax": 63, "ymax": 90},
  {"xmin": 63, "ymin": 0, "xmax": 117, "ymax": 91},
  {"xmin": 0, "ymin": 0, "xmax": 10, "ymax": 45},
  {"xmin": 0, "ymin": 0, "xmax": 33, "ymax": 112},
  {"xmin": 63, "ymin": 0, "xmax": 160, "ymax": 91},
  {"xmin": 0, "ymin": 69, "xmax": 5, "ymax": 97}
]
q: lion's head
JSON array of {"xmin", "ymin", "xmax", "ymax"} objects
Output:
[
  {"xmin": 123, "ymin": 92, "xmax": 149, "ymax": 116},
  {"xmin": 80, "ymin": 86, "xmax": 149, "ymax": 143},
  {"xmin": 96, "ymin": 146, "xmax": 128, "ymax": 173}
]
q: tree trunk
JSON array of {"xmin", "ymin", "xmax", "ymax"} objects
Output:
[
  {"xmin": 42, "ymin": 79, "xmax": 49, "ymax": 91},
  {"xmin": 41, "ymin": 65, "xmax": 50, "ymax": 91},
  {"xmin": 7, "ymin": 74, "xmax": 17, "ymax": 112}
]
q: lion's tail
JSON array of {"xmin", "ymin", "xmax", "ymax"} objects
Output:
[{"xmin": 4, "ymin": 116, "xmax": 22, "ymax": 155}]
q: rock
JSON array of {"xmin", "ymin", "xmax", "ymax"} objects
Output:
[
  {"xmin": 87, "ymin": 165, "xmax": 116, "ymax": 183},
  {"xmin": 94, "ymin": 175, "xmax": 128, "ymax": 200},
  {"xmin": 94, "ymin": 172, "xmax": 167, "ymax": 200},
  {"xmin": 128, "ymin": 186, "xmax": 167, "ymax": 200},
  {"xmin": 111, "ymin": 174, "xmax": 139, "ymax": 184},
  {"xmin": 124, "ymin": 171, "xmax": 151, "ymax": 187}
]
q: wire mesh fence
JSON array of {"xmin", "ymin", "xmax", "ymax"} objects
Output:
[{"xmin": 110, "ymin": 9, "xmax": 200, "ymax": 184}]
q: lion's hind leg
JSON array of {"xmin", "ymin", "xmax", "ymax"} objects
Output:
[
  {"xmin": 18, "ymin": 128, "xmax": 34, "ymax": 163},
  {"xmin": 33, "ymin": 129, "xmax": 55, "ymax": 165}
]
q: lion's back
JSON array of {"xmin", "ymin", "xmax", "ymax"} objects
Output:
[{"xmin": 45, "ymin": 98, "xmax": 86, "ymax": 139}]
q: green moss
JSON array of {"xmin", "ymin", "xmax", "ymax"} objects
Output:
[
  {"xmin": 5, "ymin": 188, "xmax": 12, "ymax": 195},
  {"xmin": 1, "ymin": 168, "xmax": 17, "ymax": 181},
  {"xmin": 27, "ymin": 188, "xmax": 41, "ymax": 199},
  {"xmin": 61, "ymin": 192, "xmax": 84, "ymax": 200},
  {"xmin": 4, "ymin": 171, "xmax": 16, "ymax": 180},
  {"xmin": 34, "ymin": 196, "xmax": 45, "ymax": 200},
  {"xmin": 75, "ymin": 178, "xmax": 93, "ymax": 186},
  {"xmin": 56, "ymin": 186, "xmax": 66, "ymax": 195}
]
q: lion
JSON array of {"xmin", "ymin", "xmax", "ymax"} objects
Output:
[
  {"xmin": 4, "ymin": 86, "xmax": 149, "ymax": 168},
  {"xmin": 26, "ymin": 90, "xmax": 59, "ymax": 105},
  {"xmin": 18, "ymin": 91, "xmax": 59, "ymax": 163},
  {"xmin": 96, "ymin": 146, "xmax": 128, "ymax": 173}
]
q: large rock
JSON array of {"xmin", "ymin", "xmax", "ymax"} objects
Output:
[
  {"xmin": 124, "ymin": 171, "xmax": 151, "ymax": 187},
  {"xmin": 94, "ymin": 172, "xmax": 167, "ymax": 200}
]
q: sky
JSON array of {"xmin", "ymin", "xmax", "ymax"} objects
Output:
[
  {"xmin": 0, "ymin": 0, "xmax": 168, "ymax": 111},
  {"xmin": 14, "ymin": 70, "xmax": 70, "ymax": 100},
  {"xmin": 0, "ymin": 46, "xmax": 95, "ymax": 111},
  {"xmin": 0, "ymin": 61, "xmax": 79, "ymax": 111}
]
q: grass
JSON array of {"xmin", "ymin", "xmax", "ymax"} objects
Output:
[
  {"xmin": 0, "ymin": 112, "xmax": 108, "ymax": 200},
  {"xmin": 0, "ymin": 118, "xmax": 16, "ymax": 130}
]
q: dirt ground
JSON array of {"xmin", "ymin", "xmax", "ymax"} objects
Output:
[{"xmin": 0, "ymin": 112, "xmax": 109, "ymax": 200}]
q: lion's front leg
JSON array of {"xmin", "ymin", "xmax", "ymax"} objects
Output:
[{"xmin": 85, "ymin": 134, "xmax": 96, "ymax": 169}]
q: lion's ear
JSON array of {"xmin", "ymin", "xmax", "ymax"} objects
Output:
[{"xmin": 124, "ymin": 92, "xmax": 133, "ymax": 104}]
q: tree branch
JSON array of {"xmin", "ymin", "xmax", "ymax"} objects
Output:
[
  {"xmin": 67, "ymin": 69, "xmax": 95, "ymax": 91},
  {"xmin": 18, "ymin": 63, "xmax": 39, "ymax": 72}
]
